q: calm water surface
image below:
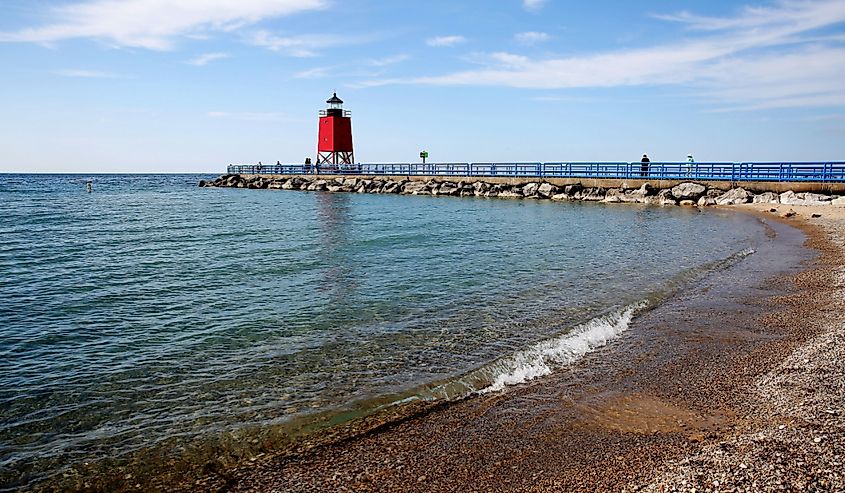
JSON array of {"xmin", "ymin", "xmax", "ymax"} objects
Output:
[{"xmin": 1, "ymin": 174, "xmax": 769, "ymax": 489}]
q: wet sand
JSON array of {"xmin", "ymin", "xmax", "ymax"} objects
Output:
[{"xmin": 175, "ymin": 205, "xmax": 844, "ymax": 492}]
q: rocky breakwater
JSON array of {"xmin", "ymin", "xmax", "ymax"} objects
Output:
[{"xmin": 200, "ymin": 175, "xmax": 845, "ymax": 207}]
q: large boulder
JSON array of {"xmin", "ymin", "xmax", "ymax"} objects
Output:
[
  {"xmin": 832, "ymin": 196, "xmax": 845, "ymax": 206},
  {"xmin": 522, "ymin": 182, "xmax": 540, "ymax": 197},
  {"xmin": 657, "ymin": 188, "xmax": 677, "ymax": 205},
  {"xmin": 671, "ymin": 182, "xmax": 707, "ymax": 201},
  {"xmin": 498, "ymin": 189, "xmax": 523, "ymax": 199},
  {"xmin": 437, "ymin": 182, "xmax": 459, "ymax": 196},
  {"xmin": 550, "ymin": 193, "xmax": 570, "ymax": 201},
  {"xmin": 307, "ymin": 179, "xmax": 328, "ymax": 191},
  {"xmin": 697, "ymin": 196, "xmax": 716, "ymax": 207},
  {"xmin": 753, "ymin": 192, "xmax": 779, "ymax": 204},
  {"xmin": 603, "ymin": 189, "xmax": 625, "ymax": 203},
  {"xmin": 628, "ymin": 183, "xmax": 655, "ymax": 200},
  {"xmin": 716, "ymin": 187, "xmax": 752, "ymax": 205},
  {"xmin": 382, "ymin": 181, "xmax": 402, "ymax": 194},
  {"xmin": 564, "ymin": 184, "xmax": 583, "ymax": 196},
  {"xmin": 803, "ymin": 193, "xmax": 833, "ymax": 205},
  {"xmin": 402, "ymin": 181, "xmax": 427, "ymax": 194},
  {"xmin": 579, "ymin": 187, "xmax": 607, "ymax": 201},
  {"xmin": 779, "ymin": 191, "xmax": 802, "ymax": 205},
  {"xmin": 777, "ymin": 191, "xmax": 832, "ymax": 206},
  {"xmin": 537, "ymin": 182, "xmax": 558, "ymax": 198}
]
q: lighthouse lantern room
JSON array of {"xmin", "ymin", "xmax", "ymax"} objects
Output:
[{"xmin": 317, "ymin": 92, "xmax": 354, "ymax": 167}]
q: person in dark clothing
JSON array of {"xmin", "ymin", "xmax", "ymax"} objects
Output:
[{"xmin": 640, "ymin": 154, "xmax": 650, "ymax": 177}]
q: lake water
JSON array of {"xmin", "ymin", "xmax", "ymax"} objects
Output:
[{"xmin": 0, "ymin": 174, "xmax": 773, "ymax": 489}]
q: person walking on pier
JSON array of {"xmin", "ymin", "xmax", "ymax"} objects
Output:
[
  {"xmin": 686, "ymin": 154, "xmax": 694, "ymax": 177},
  {"xmin": 640, "ymin": 154, "xmax": 650, "ymax": 177}
]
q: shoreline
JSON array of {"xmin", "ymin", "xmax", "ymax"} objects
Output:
[
  {"xmin": 25, "ymin": 202, "xmax": 844, "ymax": 492},
  {"xmin": 170, "ymin": 205, "xmax": 844, "ymax": 491}
]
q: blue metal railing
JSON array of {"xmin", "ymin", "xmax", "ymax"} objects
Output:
[{"xmin": 226, "ymin": 161, "xmax": 845, "ymax": 183}]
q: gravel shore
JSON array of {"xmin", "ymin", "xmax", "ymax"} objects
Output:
[
  {"xmin": 174, "ymin": 204, "xmax": 844, "ymax": 493},
  {"xmin": 636, "ymin": 205, "xmax": 845, "ymax": 493}
]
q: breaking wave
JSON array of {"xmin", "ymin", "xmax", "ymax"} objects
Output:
[{"xmin": 477, "ymin": 301, "xmax": 647, "ymax": 393}]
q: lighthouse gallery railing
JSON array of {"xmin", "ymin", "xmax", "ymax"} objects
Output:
[{"xmin": 226, "ymin": 161, "xmax": 845, "ymax": 183}]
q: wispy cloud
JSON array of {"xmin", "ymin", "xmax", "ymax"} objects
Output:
[
  {"xmin": 207, "ymin": 111, "xmax": 290, "ymax": 122},
  {"xmin": 365, "ymin": 1, "xmax": 845, "ymax": 111},
  {"xmin": 368, "ymin": 54, "xmax": 410, "ymax": 66},
  {"xmin": 522, "ymin": 0, "xmax": 547, "ymax": 12},
  {"xmin": 294, "ymin": 66, "xmax": 333, "ymax": 79},
  {"xmin": 514, "ymin": 31, "xmax": 551, "ymax": 45},
  {"xmin": 426, "ymin": 35, "xmax": 466, "ymax": 47},
  {"xmin": 55, "ymin": 69, "xmax": 123, "ymax": 78},
  {"xmin": 0, "ymin": 0, "xmax": 327, "ymax": 50},
  {"xmin": 249, "ymin": 30, "xmax": 376, "ymax": 57},
  {"xmin": 186, "ymin": 52, "xmax": 230, "ymax": 66}
]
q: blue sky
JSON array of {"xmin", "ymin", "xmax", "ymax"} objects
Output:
[{"xmin": 1, "ymin": 0, "xmax": 844, "ymax": 173}]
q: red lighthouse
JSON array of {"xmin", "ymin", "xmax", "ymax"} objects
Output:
[{"xmin": 317, "ymin": 92, "xmax": 354, "ymax": 167}]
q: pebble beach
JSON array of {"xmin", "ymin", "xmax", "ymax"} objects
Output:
[{"xmin": 638, "ymin": 205, "xmax": 845, "ymax": 493}]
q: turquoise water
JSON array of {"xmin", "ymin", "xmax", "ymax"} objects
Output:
[{"xmin": 1, "ymin": 174, "xmax": 767, "ymax": 489}]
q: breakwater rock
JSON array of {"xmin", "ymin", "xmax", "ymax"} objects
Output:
[{"xmin": 201, "ymin": 174, "xmax": 845, "ymax": 207}]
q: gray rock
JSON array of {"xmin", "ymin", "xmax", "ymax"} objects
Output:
[
  {"xmin": 473, "ymin": 181, "xmax": 490, "ymax": 192},
  {"xmin": 716, "ymin": 187, "xmax": 752, "ymax": 205},
  {"xmin": 697, "ymin": 196, "xmax": 717, "ymax": 207},
  {"xmin": 753, "ymin": 192, "xmax": 780, "ymax": 204},
  {"xmin": 307, "ymin": 180, "xmax": 328, "ymax": 191},
  {"xmin": 564, "ymin": 184, "xmax": 583, "ymax": 196},
  {"xmin": 671, "ymin": 182, "xmax": 707, "ymax": 201},
  {"xmin": 803, "ymin": 193, "xmax": 832, "ymax": 205},
  {"xmin": 657, "ymin": 188, "xmax": 677, "ymax": 205},
  {"xmin": 438, "ymin": 183, "xmax": 459, "ymax": 196},
  {"xmin": 832, "ymin": 196, "xmax": 845, "ymax": 206},
  {"xmin": 402, "ymin": 181, "xmax": 427, "ymax": 194},
  {"xmin": 522, "ymin": 182, "xmax": 540, "ymax": 197},
  {"xmin": 382, "ymin": 181, "xmax": 401, "ymax": 194},
  {"xmin": 537, "ymin": 183, "xmax": 557, "ymax": 198},
  {"xmin": 498, "ymin": 189, "xmax": 523, "ymax": 199},
  {"xmin": 580, "ymin": 187, "xmax": 607, "ymax": 201},
  {"xmin": 550, "ymin": 193, "xmax": 570, "ymax": 201},
  {"xmin": 603, "ymin": 189, "xmax": 625, "ymax": 203}
]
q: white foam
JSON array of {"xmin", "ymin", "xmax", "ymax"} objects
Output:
[{"xmin": 478, "ymin": 301, "xmax": 647, "ymax": 394}]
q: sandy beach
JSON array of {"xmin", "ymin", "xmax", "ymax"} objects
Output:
[{"xmin": 171, "ymin": 203, "xmax": 844, "ymax": 492}]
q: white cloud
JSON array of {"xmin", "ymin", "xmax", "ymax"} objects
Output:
[
  {"xmin": 368, "ymin": 54, "xmax": 410, "ymax": 66},
  {"xmin": 55, "ymin": 69, "xmax": 123, "ymax": 78},
  {"xmin": 186, "ymin": 52, "xmax": 229, "ymax": 66},
  {"xmin": 515, "ymin": 31, "xmax": 551, "ymax": 45},
  {"xmin": 249, "ymin": 30, "xmax": 375, "ymax": 57},
  {"xmin": 294, "ymin": 66, "xmax": 332, "ymax": 79},
  {"xmin": 365, "ymin": 0, "xmax": 845, "ymax": 111},
  {"xmin": 426, "ymin": 35, "xmax": 466, "ymax": 47},
  {"xmin": 0, "ymin": 0, "xmax": 327, "ymax": 50},
  {"xmin": 523, "ymin": 0, "xmax": 547, "ymax": 12}
]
